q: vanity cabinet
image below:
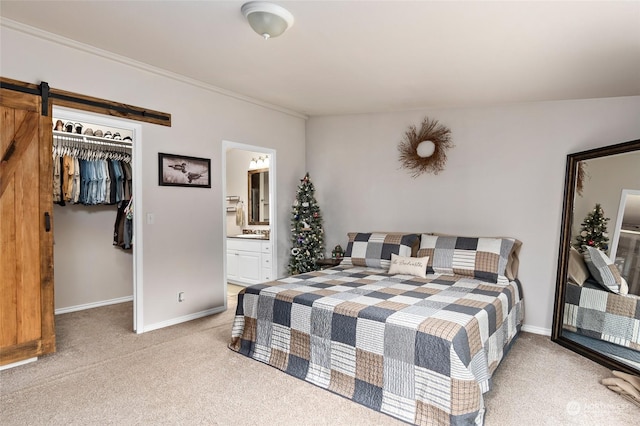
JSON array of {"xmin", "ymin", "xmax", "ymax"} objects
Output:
[{"xmin": 227, "ymin": 238, "xmax": 273, "ymax": 285}]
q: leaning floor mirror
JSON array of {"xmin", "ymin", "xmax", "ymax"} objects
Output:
[{"xmin": 552, "ymin": 138, "xmax": 640, "ymax": 375}]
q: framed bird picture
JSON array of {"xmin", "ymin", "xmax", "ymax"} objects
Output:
[{"xmin": 158, "ymin": 153, "xmax": 211, "ymax": 188}]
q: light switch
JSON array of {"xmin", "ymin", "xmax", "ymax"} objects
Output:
[{"xmin": 146, "ymin": 213, "xmax": 154, "ymax": 225}]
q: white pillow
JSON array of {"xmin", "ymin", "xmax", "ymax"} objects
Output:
[
  {"xmin": 620, "ymin": 277, "xmax": 629, "ymax": 295},
  {"xmin": 582, "ymin": 245, "xmax": 624, "ymax": 294},
  {"xmin": 388, "ymin": 253, "xmax": 429, "ymax": 278}
]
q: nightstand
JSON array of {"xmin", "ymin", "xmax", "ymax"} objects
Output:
[{"xmin": 316, "ymin": 258, "xmax": 343, "ymax": 270}]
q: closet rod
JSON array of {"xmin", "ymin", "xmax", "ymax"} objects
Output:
[{"xmin": 53, "ymin": 132, "xmax": 132, "ymax": 149}]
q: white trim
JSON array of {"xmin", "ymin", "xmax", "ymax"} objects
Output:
[
  {"xmin": 610, "ymin": 189, "xmax": 640, "ymax": 261},
  {"xmin": 143, "ymin": 306, "xmax": 226, "ymax": 333},
  {"xmin": 55, "ymin": 296, "xmax": 133, "ymax": 315},
  {"xmin": 521, "ymin": 324, "xmax": 551, "ymax": 336},
  {"xmin": 1, "ymin": 18, "xmax": 307, "ymax": 120},
  {"xmin": 0, "ymin": 357, "xmax": 38, "ymax": 371},
  {"xmin": 132, "ymin": 120, "xmax": 144, "ymax": 334}
]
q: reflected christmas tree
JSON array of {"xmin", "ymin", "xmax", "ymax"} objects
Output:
[{"xmin": 574, "ymin": 203, "xmax": 610, "ymax": 253}]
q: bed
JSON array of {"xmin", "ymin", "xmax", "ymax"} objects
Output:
[
  {"xmin": 563, "ymin": 246, "xmax": 640, "ymax": 352},
  {"xmin": 229, "ymin": 233, "xmax": 524, "ymax": 425},
  {"xmin": 564, "ymin": 280, "xmax": 640, "ymax": 351}
]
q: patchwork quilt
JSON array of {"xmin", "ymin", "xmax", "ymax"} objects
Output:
[
  {"xmin": 230, "ymin": 266, "xmax": 524, "ymax": 425},
  {"xmin": 564, "ymin": 281, "xmax": 640, "ymax": 351}
]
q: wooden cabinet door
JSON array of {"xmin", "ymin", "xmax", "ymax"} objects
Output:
[{"xmin": 0, "ymin": 86, "xmax": 55, "ymax": 366}]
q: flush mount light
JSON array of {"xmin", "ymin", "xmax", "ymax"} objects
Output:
[{"xmin": 241, "ymin": 1, "xmax": 294, "ymax": 40}]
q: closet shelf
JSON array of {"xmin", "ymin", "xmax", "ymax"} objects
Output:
[{"xmin": 53, "ymin": 130, "xmax": 132, "ymax": 148}]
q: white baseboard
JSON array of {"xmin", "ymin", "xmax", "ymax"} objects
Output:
[
  {"xmin": 55, "ymin": 296, "xmax": 133, "ymax": 315},
  {"xmin": 141, "ymin": 305, "xmax": 227, "ymax": 333},
  {"xmin": 0, "ymin": 357, "xmax": 38, "ymax": 371},
  {"xmin": 521, "ymin": 324, "xmax": 551, "ymax": 336}
]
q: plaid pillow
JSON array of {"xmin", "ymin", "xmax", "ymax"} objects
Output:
[
  {"xmin": 582, "ymin": 245, "xmax": 623, "ymax": 293},
  {"xmin": 341, "ymin": 232, "xmax": 420, "ymax": 269},
  {"xmin": 417, "ymin": 235, "xmax": 516, "ymax": 284}
]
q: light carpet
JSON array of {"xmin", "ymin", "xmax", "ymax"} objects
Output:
[{"xmin": 0, "ymin": 298, "xmax": 637, "ymax": 425}]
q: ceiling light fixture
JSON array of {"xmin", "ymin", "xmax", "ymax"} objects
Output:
[{"xmin": 241, "ymin": 1, "xmax": 294, "ymax": 40}]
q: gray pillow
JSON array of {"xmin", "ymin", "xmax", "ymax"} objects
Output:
[{"xmin": 581, "ymin": 246, "xmax": 623, "ymax": 293}]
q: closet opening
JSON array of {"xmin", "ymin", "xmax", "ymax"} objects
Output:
[{"xmin": 51, "ymin": 106, "xmax": 142, "ymax": 332}]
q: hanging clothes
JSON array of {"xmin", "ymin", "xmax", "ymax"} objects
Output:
[
  {"xmin": 53, "ymin": 131, "xmax": 133, "ymax": 251},
  {"xmin": 52, "ymin": 133, "xmax": 132, "ymax": 206},
  {"xmin": 113, "ymin": 198, "xmax": 133, "ymax": 250}
]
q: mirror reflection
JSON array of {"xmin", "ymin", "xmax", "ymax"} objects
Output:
[
  {"xmin": 248, "ymin": 168, "xmax": 269, "ymax": 225},
  {"xmin": 553, "ymin": 140, "xmax": 640, "ymax": 375}
]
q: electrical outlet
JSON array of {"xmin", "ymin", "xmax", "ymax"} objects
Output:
[{"xmin": 178, "ymin": 291, "xmax": 185, "ymax": 302}]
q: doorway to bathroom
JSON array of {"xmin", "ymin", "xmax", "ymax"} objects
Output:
[{"xmin": 221, "ymin": 141, "xmax": 277, "ymax": 300}]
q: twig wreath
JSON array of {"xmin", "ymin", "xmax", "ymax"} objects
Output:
[
  {"xmin": 576, "ymin": 161, "xmax": 589, "ymax": 197},
  {"xmin": 398, "ymin": 117, "xmax": 453, "ymax": 177}
]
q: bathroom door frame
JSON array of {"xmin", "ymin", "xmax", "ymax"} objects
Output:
[{"xmin": 221, "ymin": 140, "xmax": 277, "ymax": 303}]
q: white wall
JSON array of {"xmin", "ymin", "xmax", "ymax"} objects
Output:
[
  {"xmin": 53, "ymin": 205, "xmax": 133, "ymax": 310},
  {"xmin": 1, "ymin": 24, "xmax": 306, "ymax": 330},
  {"xmin": 226, "ymin": 149, "xmax": 253, "ymax": 236},
  {"xmin": 306, "ymin": 97, "xmax": 640, "ymax": 332},
  {"xmin": 225, "ymin": 149, "xmax": 271, "ymax": 236}
]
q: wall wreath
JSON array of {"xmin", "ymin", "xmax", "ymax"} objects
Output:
[
  {"xmin": 398, "ymin": 117, "xmax": 453, "ymax": 177},
  {"xmin": 576, "ymin": 160, "xmax": 588, "ymax": 197}
]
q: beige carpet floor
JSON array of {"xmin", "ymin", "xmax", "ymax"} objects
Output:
[{"xmin": 1, "ymin": 296, "xmax": 637, "ymax": 425}]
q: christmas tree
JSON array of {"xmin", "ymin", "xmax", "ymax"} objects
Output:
[
  {"xmin": 574, "ymin": 203, "xmax": 610, "ymax": 253},
  {"xmin": 287, "ymin": 173, "xmax": 325, "ymax": 275}
]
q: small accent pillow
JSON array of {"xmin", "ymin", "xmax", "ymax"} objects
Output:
[
  {"xmin": 582, "ymin": 246, "xmax": 624, "ymax": 294},
  {"xmin": 568, "ymin": 246, "xmax": 590, "ymax": 286},
  {"xmin": 417, "ymin": 235, "xmax": 516, "ymax": 284},
  {"xmin": 388, "ymin": 253, "xmax": 429, "ymax": 278},
  {"xmin": 341, "ymin": 232, "xmax": 420, "ymax": 269}
]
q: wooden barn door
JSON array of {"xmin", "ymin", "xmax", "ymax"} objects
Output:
[{"xmin": 0, "ymin": 84, "xmax": 55, "ymax": 366}]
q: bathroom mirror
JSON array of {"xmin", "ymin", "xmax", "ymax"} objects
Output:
[
  {"xmin": 248, "ymin": 168, "xmax": 269, "ymax": 225},
  {"xmin": 552, "ymin": 138, "xmax": 640, "ymax": 376}
]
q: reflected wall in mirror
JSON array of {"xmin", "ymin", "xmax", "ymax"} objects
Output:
[
  {"xmin": 248, "ymin": 168, "xmax": 269, "ymax": 225},
  {"xmin": 610, "ymin": 190, "xmax": 640, "ymax": 296},
  {"xmin": 552, "ymin": 138, "xmax": 640, "ymax": 376}
]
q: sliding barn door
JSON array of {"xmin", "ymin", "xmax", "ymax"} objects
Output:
[{"xmin": 0, "ymin": 85, "xmax": 55, "ymax": 365}]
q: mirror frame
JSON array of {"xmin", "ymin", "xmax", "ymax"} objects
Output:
[
  {"xmin": 552, "ymin": 138, "xmax": 640, "ymax": 376},
  {"xmin": 248, "ymin": 168, "xmax": 269, "ymax": 225}
]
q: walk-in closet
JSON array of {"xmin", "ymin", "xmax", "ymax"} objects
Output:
[{"xmin": 52, "ymin": 109, "xmax": 137, "ymax": 323}]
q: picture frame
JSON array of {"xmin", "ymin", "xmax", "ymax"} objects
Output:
[{"xmin": 158, "ymin": 152, "xmax": 211, "ymax": 188}]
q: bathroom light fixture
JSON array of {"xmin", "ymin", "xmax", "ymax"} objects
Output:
[
  {"xmin": 249, "ymin": 158, "xmax": 258, "ymax": 169},
  {"xmin": 241, "ymin": 1, "xmax": 294, "ymax": 40}
]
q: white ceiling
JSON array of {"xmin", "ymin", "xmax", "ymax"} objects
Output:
[{"xmin": 2, "ymin": 1, "xmax": 639, "ymax": 116}]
